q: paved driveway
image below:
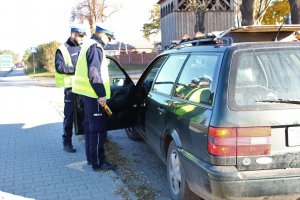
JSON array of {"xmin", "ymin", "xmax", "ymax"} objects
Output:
[{"xmin": 0, "ymin": 69, "xmax": 135, "ymax": 200}]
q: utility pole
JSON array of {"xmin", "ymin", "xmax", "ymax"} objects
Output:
[{"xmin": 31, "ymin": 47, "xmax": 37, "ymax": 74}]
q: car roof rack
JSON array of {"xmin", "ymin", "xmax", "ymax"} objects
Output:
[
  {"xmin": 168, "ymin": 33, "xmax": 232, "ymax": 50},
  {"xmin": 168, "ymin": 25, "xmax": 300, "ymax": 50}
]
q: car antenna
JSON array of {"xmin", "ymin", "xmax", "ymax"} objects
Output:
[{"xmin": 272, "ymin": 0, "xmax": 296, "ymax": 41}]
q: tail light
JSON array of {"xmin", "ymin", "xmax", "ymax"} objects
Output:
[{"xmin": 208, "ymin": 126, "xmax": 271, "ymax": 156}]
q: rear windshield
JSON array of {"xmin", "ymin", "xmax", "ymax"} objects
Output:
[{"xmin": 229, "ymin": 47, "xmax": 300, "ymax": 110}]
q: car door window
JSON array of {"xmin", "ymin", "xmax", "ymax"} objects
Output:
[
  {"xmin": 143, "ymin": 55, "xmax": 168, "ymax": 83},
  {"xmin": 152, "ymin": 55, "xmax": 188, "ymax": 95},
  {"xmin": 106, "ymin": 57, "xmax": 126, "ymax": 86},
  {"xmin": 174, "ymin": 54, "xmax": 220, "ymax": 105},
  {"xmin": 139, "ymin": 55, "xmax": 169, "ymax": 95}
]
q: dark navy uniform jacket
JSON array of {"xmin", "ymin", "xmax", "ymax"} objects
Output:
[
  {"xmin": 55, "ymin": 37, "xmax": 81, "ymax": 75},
  {"xmin": 86, "ymin": 34, "xmax": 106, "ymax": 98}
]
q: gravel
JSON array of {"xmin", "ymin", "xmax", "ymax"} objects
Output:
[{"xmin": 108, "ymin": 130, "xmax": 171, "ymax": 200}]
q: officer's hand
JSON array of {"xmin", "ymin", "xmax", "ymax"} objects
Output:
[{"xmin": 98, "ymin": 97, "xmax": 106, "ymax": 107}]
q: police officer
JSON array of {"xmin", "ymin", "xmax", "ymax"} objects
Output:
[
  {"xmin": 54, "ymin": 25, "xmax": 86, "ymax": 153},
  {"xmin": 72, "ymin": 23, "xmax": 116, "ymax": 171}
]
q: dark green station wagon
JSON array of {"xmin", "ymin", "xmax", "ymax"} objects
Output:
[{"xmin": 75, "ymin": 25, "xmax": 300, "ymax": 200}]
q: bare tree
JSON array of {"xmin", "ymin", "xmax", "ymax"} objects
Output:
[
  {"xmin": 254, "ymin": 0, "xmax": 273, "ymax": 24},
  {"xmin": 240, "ymin": 0, "xmax": 300, "ymax": 25},
  {"xmin": 70, "ymin": 0, "xmax": 121, "ymax": 34},
  {"xmin": 288, "ymin": 0, "xmax": 300, "ymax": 23}
]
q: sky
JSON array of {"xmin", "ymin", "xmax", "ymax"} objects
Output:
[{"xmin": 0, "ymin": 0, "xmax": 159, "ymax": 57}]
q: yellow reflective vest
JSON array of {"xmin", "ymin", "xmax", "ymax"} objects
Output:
[
  {"xmin": 54, "ymin": 44, "xmax": 74, "ymax": 88},
  {"xmin": 72, "ymin": 39, "xmax": 111, "ymax": 99}
]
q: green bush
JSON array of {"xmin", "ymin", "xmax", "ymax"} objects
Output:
[{"xmin": 26, "ymin": 41, "xmax": 61, "ymax": 72}]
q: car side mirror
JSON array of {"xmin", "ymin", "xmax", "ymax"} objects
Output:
[{"xmin": 112, "ymin": 78, "xmax": 125, "ymax": 86}]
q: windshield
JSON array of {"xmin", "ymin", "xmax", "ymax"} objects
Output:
[{"xmin": 229, "ymin": 47, "xmax": 300, "ymax": 110}]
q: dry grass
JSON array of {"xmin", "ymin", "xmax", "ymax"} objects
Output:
[{"xmin": 105, "ymin": 139, "xmax": 158, "ymax": 200}]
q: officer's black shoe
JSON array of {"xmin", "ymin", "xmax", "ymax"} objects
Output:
[
  {"xmin": 93, "ymin": 161, "xmax": 116, "ymax": 171},
  {"xmin": 87, "ymin": 161, "xmax": 92, "ymax": 165},
  {"xmin": 63, "ymin": 144, "xmax": 76, "ymax": 153}
]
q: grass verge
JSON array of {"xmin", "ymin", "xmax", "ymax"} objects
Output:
[{"xmin": 24, "ymin": 67, "xmax": 54, "ymax": 78}]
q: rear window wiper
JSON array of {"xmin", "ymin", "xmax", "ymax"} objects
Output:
[{"xmin": 256, "ymin": 99, "xmax": 300, "ymax": 105}]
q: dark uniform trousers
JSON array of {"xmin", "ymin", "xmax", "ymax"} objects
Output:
[
  {"xmin": 62, "ymin": 88, "xmax": 75, "ymax": 145},
  {"xmin": 82, "ymin": 95, "xmax": 107, "ymax": 168}
]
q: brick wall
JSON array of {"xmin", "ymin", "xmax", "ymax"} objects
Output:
[{"xmin": 114, "ymin": 51, "xmax": 160, "ymax": 66}]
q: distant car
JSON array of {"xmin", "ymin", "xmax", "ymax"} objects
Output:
[
  {"xmin": 15, "ymin": 63, "xmax": 24, "ymax": 68},
  {"xmin": 75, "ymin": 25, "xmax": 300, "ymax": 200}
]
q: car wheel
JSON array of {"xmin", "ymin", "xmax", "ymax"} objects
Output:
[
  {"xmin": 125, "ymin": 127, "xmax": 141, "ymax": 141},
  {"xmin": 167, "ymin": 141, "xmax": 198, "ymax": 200}
]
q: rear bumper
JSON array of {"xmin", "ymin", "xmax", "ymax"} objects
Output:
[
  {"xmin": 180, "ymin": 150, "xmax": 300, "ymax": 200},
  {"xmin": 211, "ymin": 174, "xmax": 300, "ymax": 200}
]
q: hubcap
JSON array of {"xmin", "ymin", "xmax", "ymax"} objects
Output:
[{"xmin": 168, "ymin": 149, "xmax": 182, "ymax": 195}]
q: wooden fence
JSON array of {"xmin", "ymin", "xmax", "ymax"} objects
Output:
[{"xmin": 160, "ymin": 10, "xmax": 235, "ymax": 49}]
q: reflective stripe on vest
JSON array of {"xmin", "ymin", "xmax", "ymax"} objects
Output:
[
  {"xmin": 55, "ymin": 44, "xmax": 74, "ymax": 88},
  {"xmin": 72, "ymin": 39, "xmax": 111, "ymax": 99}
]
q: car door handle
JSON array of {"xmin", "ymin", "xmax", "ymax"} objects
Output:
[{"xmin": 157, "ymin": 107, "xmax": 166, "ymax": 114}]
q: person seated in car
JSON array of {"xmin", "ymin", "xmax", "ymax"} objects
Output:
[
  {"xmin": 175, "ymin": 75, "xmax": 212, "ymax": 99},
  {"xmin": 197, "ymin": 75, "xmax": 212, "ymax": 88},
  {"xmin": 186, "ymin": 75, "xmax": 212, "ymax": 102},
  {"xmin": 175, "ymin": 78, "xmax": 199, "ymax": 99}
]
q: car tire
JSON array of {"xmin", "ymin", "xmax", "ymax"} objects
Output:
[
  {"xmin": 125, "ymin": 127, "xmax": 141, "ymax": 141},
  {"xmin": 167, "ymin": 141, "xmax": 199, "ymax": 200}
]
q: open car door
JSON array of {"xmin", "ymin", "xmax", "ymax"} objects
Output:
[{"xmin": 74, "ymin": 55, "xmax": 138, "ymax": 134}]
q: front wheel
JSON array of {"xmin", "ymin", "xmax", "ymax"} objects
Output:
[
  {"xmin": 125, "ymin": 127, "xmax": 141, "ymax": 141},
  {"xmin": 167, "ymin": 141, "xmax": 199, "ymax": 200}
]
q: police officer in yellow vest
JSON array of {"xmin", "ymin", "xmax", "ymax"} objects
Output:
[
  {"xmin": 72, "ymin": 23, "xmax": 116, "ymax": 171},
  {"xmin": 54, "ymin": 25, "xmax": 86, "ymax": 153}
]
